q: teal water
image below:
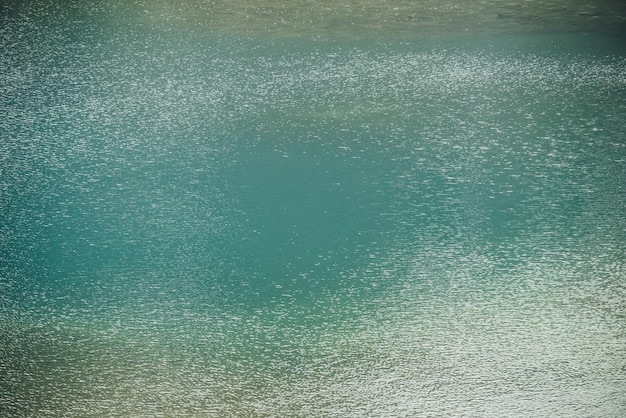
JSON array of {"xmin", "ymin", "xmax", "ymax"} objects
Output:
[{"xmin": 2, "ymin": 1, "xmax": 626, "ymax": 416}]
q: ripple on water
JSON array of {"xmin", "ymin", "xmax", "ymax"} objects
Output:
[{"xmin": 1, "ymin": 4, "xmax": 626, "ymax": 416}]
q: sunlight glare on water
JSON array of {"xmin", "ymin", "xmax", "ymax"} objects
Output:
[{"xmin": 1, "ymin": 0, "xmax": 626, "ymax": 416}]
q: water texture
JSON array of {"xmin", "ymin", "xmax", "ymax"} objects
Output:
[{"xmin": 1, "ymin": 1, "xmax": 625, "ymax": 416}]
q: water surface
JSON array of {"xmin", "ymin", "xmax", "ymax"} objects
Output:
[{"xmin": 1, "ymin": 1, "xmax": 625, "ymax": 416}]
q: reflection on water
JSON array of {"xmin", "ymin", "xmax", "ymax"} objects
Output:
[
  {"xmin": 124, "ymin": 0, "xmax": 626, "ymax": 39},
  {"xmin": 1, "ymin": 0, "xmax": 626, "ymax": 416},
  {"xmin": 3, "ymin": 0, "xmax": 626, "ymax": 39}
]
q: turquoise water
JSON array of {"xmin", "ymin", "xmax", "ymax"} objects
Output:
[{"xmin": 2, "ymin": 1, "xmax": 626, "ymax": 416}]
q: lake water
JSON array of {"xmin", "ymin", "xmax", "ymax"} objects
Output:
[{"xmin": 1, "ymin": 1, "xmax": 625, "ymax": 416}]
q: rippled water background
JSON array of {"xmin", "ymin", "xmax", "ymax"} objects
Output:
[{"xmin": 1, "ymin": 1, "xmax": 626, "ymax": 416}]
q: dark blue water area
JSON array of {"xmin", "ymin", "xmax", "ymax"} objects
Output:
[{"xmin": 1, "ymin": 3, "xmax": 626, "ymax": 415}]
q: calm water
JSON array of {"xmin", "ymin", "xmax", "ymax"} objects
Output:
[{"xmin": 1, "ymin": 1, "xmax": 626, "ymax": 416}]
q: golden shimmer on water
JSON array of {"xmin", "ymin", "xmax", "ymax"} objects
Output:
[{"xmin": 130, "ymin": 0, "xmax": 626, "ymax": 38}]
